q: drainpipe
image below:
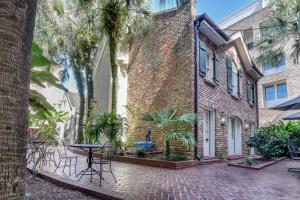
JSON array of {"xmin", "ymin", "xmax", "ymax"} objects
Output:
[
  {"xmin": 255, "ymin": 80, "xmax": 259, "ymax": 128},
  {"xmin": 194, "ymin": 20, "xmax": 201, "ymax": 161}
]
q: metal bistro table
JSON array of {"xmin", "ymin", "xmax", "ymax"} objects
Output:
[{"xmin": 69, "ymin": 144, "xmax": 110, "ymax": 182}]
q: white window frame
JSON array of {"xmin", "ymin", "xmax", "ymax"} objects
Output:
[{"xmin": 264, "ymin": 81, "xmax": 288, "ymax": 107}]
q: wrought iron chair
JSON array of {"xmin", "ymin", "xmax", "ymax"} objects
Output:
[
  {"xmin": 287, "ymin": 139, "xmax": 300, "ymax": 172},
  {"xmin": 92, "ymin": 143, "xmax": 117, "ymax": 186},
  {"xmin": 39, "ymin": 141, "xmax": 57, "ymax": 168},
  {"xmin": 53, "ymin": 140, "xmax": 78, "ymax": 176}
]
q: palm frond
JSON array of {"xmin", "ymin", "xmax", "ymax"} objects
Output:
[{"xmin": 29, "ymin": 89, "xmax": 56, "ymax": 114}]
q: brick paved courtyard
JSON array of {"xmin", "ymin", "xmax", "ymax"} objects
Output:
[{"xmin": 30, "ymin": 150, "xmax": 300, "ymax": 200}]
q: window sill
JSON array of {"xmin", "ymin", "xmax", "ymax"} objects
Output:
[
  {"xmin": 263, "ymin": 65, "xmax": 286, "ymax": 76},
  {"xmin": 231, "ymin": 94, "xmax": 241, "ymax": 100},
  {"xmin": 248, "ymin": 102, "xmax": 255, "ymax": 107},
  {"xmin": 204, "ymin": 79, "xmax": 217, "ymax": 87}
]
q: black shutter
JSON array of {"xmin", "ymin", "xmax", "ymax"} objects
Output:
[
  {"xmin": 252, "ymin": 83, "xmax": 256, "ymax": 105},
  {"xmin": 213, "ymin": 52, "xmax": 219, "ymax": 85},
  {"xmin": 200, "ymin": 42, "xmax": 206, "ymax": 77},
  {"xmin": 247, "ymin": 80, "xmax": 251, "ymax": 102},
  {"xmin": 226, "ymin": 57, "xmax": 233, "ymax": 93},
  {"xmin": 237, "ymin": 70, "xmax": 242, "ymax": 97}
]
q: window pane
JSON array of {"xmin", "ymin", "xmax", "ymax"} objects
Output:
[
  {"xmin": 265, "ymin": 86, "xmax": 275, "ymax": 101},
  {"xmin": 277, "ymin": 83, "xmax": 287, "ymax": 99}
]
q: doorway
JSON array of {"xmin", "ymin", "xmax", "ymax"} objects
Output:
[
  {"xmin": 203, "ymin": 110, "xmax": 215, "ymax": 157},
  {"xmin": 228, "ymin": 117, "xmax": 242, "ymax": 155}
]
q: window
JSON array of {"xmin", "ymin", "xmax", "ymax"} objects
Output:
[
  {"xmin": 232, "ymin": 61, "xmax": 239, "ymax": 96},
  {"xmin": 277, "ymin": 83, "xmax": 287, "ymax": 99},
  {"xmin": 205, "ymin": 47, "xmax": 214, "ymax": 82},
  {"xmin": 247, "ymin": 80, "xmax": 255, "ymax": 105},
  {"xmin": 265, "ymin": 86, "xmax": 275, "ymax": 101},
  {"xmin": 259, "ymin": 20, "xmax": 281, "ymax": 39},
  {"xmin": 263, "ymin": 53, "xmax": 286, "ymax": 75},
  {"xmin": 242, "ymin": 28, "xmax": 254, "ymax": 50},
  {"xmin": 199, "ymin": 41, "xmax": 220, "ymax": 84},
  {"xmin": 264, "ymin": 82, "xmax": 288, "ymax": 107},
  {"xmin": 227, "ymin": 57, "xmax": 241, "ymax": 97}
]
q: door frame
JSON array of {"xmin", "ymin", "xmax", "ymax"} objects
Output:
[
  {"xmin": 203, "ymin": 109, "xmax": 215, "ymax": 157},
  {"xmin": 228, "ymin": 116, "xmax": 242, "ymax": 156}
]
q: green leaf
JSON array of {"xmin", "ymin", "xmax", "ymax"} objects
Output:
[
  {"xmin": 31, "ymin": 43, "xmax": 52, "ymax": 67},
  {"xmin": 29, "ymin": 89, "xmax": 56, "ymax": 114}
]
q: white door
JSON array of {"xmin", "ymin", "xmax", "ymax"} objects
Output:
[
  {"xmin": 250, "ymin": 124, "xmax": 255, "ymax": 155},
  {"xmin": 203, "ymin": 111, "xmax": 215, "ymax": 157},
  {"xmin": 228, "ymin": 117, "xmax": 242, "ymax": 155}
]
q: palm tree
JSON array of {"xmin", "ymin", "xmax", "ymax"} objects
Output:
[
  {"xmin": 30, "ymin": 43, "xmax": 66, "ymax": 115},
  {"xmin": 256, "ymin": 0, "xmax": 300, "ymax": 65},
  {"xmin": 142, "ymin": 107, "xmax": 196, "ymax": 157},
  {"xmin": 0, "ymin": 0, "xmax": 37, "ymax": 198},
  {"xmin": 99, "ymin": 0, "xmax": 151, "ymax": 112}
]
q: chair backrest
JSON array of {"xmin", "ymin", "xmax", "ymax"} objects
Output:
[
  {"xmin": 287, "ymin": 139, "xmax": 298, "ymax": 159},
  {"xmin": 99, "ymin": 142, "xmax": 114, "ymax": 160},
  {"xmin": 57, "ymin": 139, "xmax": 67, "ymax": 156}
]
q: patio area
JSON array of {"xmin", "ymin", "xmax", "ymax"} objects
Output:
[{"xmin": 28, "ymin": 150, "xmax": 300, "ymax": 200}]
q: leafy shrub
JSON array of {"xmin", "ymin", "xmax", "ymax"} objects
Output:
[
  {"xmin": 245, "ymin": 157, "xmax": 253, "ymax": 166},
  {"xmin": 136, "ymin": 149, "xmax": 146, "ymax": 158},
  {"xmin": 247, "ymin": 121, "xmax": 300, "ymax": 160}
]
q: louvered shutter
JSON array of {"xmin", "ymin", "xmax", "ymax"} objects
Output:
[
  {"xmin": 226, "ymin": 57, "xmax": 233, "ymax": 93},
  {"xmin": 213, "ymin": 52, "xmax": 219, "ymax": 85},
  {"xmin": 247, "ymin": 80, "xmax": 251, "ymax": 102},
  {"xmin": 252, "ymin": 83, "xmax": 256, "ymax": 105},
  {"xmin": 237, "ymin": 70, "xmax": 242, "ymax": 97},
  {"xmin": 200, "ymin": 42, "xmax": 206, "ymax": 77}
]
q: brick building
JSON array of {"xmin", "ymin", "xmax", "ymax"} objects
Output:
[
  {"xmin": 219, "ymin": 0, "xmax": 300, "ymax": 126},
  {"xmin": 127, "ymin": 3, "xmax": 262, "ymax": 159}
]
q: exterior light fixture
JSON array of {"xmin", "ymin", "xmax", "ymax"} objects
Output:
[
  {"xmin": 220, "ymin": 112, "xmax": 226, "ymax": 126},
  {"xmin": 244, "ymin": 121, "xmax": 250, "ymax": 130}
]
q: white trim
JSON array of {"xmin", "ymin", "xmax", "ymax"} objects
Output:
[
  {"xmin": 199, "ymin": 20, "xmax": 227, "ymax": 46},
  {"xmin": 218, "ymin": 0, "xmax": 268, "ymax": 29}
]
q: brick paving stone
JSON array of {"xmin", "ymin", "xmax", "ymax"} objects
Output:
[{"xmin": 29, "ymin": 150, "xmax": 300, "ymax": 200}]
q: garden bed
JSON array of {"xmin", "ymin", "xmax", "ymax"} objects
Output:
[
  {"xmin": 68, "ymin": 147, "xmax": 200, "ymax": 169},
  {"xmin": 228, "ymin": 157, "xmax": 286, "ymax": 170}
]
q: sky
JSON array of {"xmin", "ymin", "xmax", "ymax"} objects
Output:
[{"xmin": 65, "ymin": 0, "xmax": 256, "ymax": 93}]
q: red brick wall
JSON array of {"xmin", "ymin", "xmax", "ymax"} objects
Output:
[{"xmin": 127, "ymin": 3, "xmax": 196, "ymax": 149}]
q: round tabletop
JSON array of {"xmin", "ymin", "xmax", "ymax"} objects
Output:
[{"xmin": 69, "ymin": 144, "xmax": 111, "ymax": 148}]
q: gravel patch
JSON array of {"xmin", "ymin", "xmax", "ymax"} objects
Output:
[{"xmin": 26, "ymin": 173, "xmax": 98, "ymax": 200}]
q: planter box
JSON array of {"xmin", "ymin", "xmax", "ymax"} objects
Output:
[
  {"xmin": 68, "ymin": 147, "xmax": 197, "ymax": 169},
  {"xmin": 228, "ymin": 157, "xmax": 286, "ymax": 170}
]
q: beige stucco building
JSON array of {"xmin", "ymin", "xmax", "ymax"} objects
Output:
[{"xmin": 219, "ymin": 0, "xmax": 300, "ymax": 126}]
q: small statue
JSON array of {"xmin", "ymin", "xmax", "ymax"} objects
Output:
[{"xmin": 145, "ymin": 128, "xmax": 151, "ymax": 142}]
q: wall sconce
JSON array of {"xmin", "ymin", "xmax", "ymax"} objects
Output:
[
  {"xmin": 220, "ymin": 112, "xmax": 226, "ymax": 126},
  {"xmin": 244, "ymin": 121, "xmax": 250, "ymax": 130}
]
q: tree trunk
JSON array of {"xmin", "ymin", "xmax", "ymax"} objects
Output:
[
  {"xmin": 72, "ymin": 66, "xmax": 85, "ymax": 144},
  {"xmin": 109, "ymin": 37, "xmax": 118, "ymax": 112},
  {"xmin": 86, "ymin": 64, "xmax": 94, "ymax": 116},
  {"xmin": 0, "ymin": 0, "xmax": 37, "ymax": 199}
]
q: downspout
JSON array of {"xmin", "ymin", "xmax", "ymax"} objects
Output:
[
  {"xmin": 194, "ymin": 20, "xmax": 201, "ymax": 161},
  {"xmin": 255, "ymin": 80, "xmax": 259, "ymax": 128}
]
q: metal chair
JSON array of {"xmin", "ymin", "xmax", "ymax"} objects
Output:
[
  {"xmin": 39, "ymin": 141, "xmax": 57, "ymax": 168},
  {"xmin": 53, "ymin": 141, "xmax": 77, "ymax": 176},
  {"xmin": 92, "ymin": 144, "xmax": 117, "ymax": 186},
  {"xmin": 287, "ymin": 139, "xmax": 300, "ymax": 172}
]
